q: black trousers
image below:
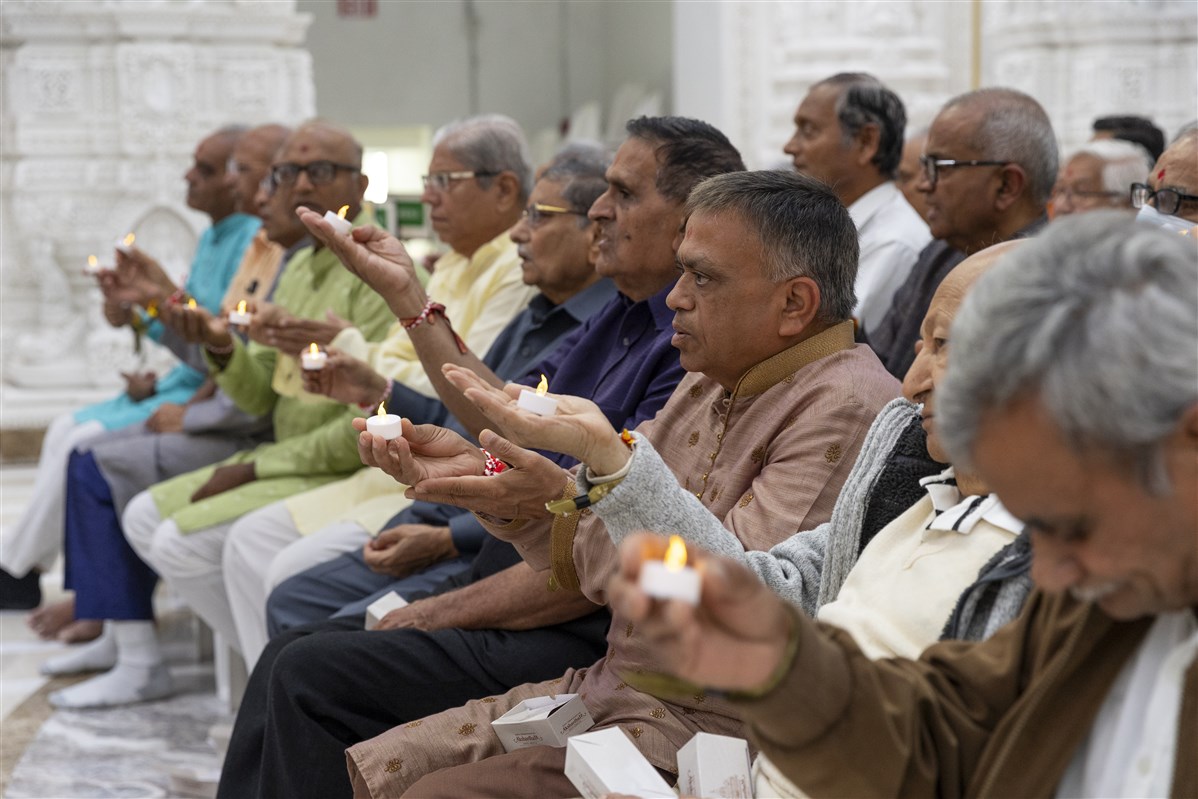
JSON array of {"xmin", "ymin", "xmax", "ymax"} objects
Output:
[{"xmin": 216, "ymin": 545, "xmax": 610, "ymax": 799}]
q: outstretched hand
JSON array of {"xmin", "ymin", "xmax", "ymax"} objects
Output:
[
  {"xmin": 352, "ymin": 417, "xmax": 486, "ymax": 487},
  {"xmin": 301, "ymin": 347, "xmax": 390, "ymax": 406},
  {"xmin": 607, "ymin": 533, "xmax": 797, "ymax": 693},
  {"xmin": 296, "ymin": 208, "xmax": 423, "ymax": 316},
  {"xmin": 442, "ymin": 364, "xmax": 631, "ymax": 475},
  {"xmin": 407, "ymin": 429, "xmax": 569, "ymax": 522}
]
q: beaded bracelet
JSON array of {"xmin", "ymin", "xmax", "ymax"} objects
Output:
[
  {"xmin": 400, "ymin": 298, "xmax": 468, "ymax": 354},
  {"xmin": 482, "ymin": 448, "xmax": 507, "ymax": 477}
]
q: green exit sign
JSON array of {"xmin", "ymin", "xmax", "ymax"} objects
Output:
[{"xmin": 395, "ymin": 200, "xmax": 424, "ymax": 227}]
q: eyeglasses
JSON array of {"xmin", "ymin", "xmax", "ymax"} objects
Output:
[
  {"xmin": 920, "ymin": 156, "xmax": 1010, "ymax": 189},
  {"xmin": 1130, "ymin": 182, "xmax": 1198, "ymax": 216},
  {"xmin": 1051, "ymin": 185, "xmax": 1124, "ymax": 204},
  {"xmin": 271, "ymin": 161, "xmax": 360, "ymax": 187},
  {"xmin": 522, "ymin": 203, "xmax": 586, "ymax": 227},
  {"xmin": 421, "ymin": 171, "xmax": 498, "ymax": 192}
]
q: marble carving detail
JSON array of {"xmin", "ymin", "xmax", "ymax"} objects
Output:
[{"xmin": 0, "ymin": 0, "xmax": 316, "ymax": 426}]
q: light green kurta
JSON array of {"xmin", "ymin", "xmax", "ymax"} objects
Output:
[{"xmin": 149, "ymin": 212, "xmax": 395, "ymax": 532}]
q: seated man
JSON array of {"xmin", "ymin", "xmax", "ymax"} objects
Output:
[
  {"xmin": 220, "ymin": 143, "xmax": 618, "ymax": 665},
  {"xmin": 868, "ymin": 87, "xmax": 1057, "ymax": 379},
  {"xmin": 214, "ymin": 115, "xmax": 740, "ymax": 799},
  {"xmin": 610, "ymin": 213, "xmax": 1197, "ymax": 797},
  {"xmin": 1051, "ymin": 138, "xmax": 1150, "ymax": 217},
  {"xmin": 0, "ymin": 125, "xmax": 259, "ymax": 607},
  {"xmin": 783, "ymin": 72, "xmax": 930, "ymax": 337},
  {"xmin": 1132, "ymin": 129, "xmax": 1198, "ymax": 230},
  {"xmin": 344, "ymin": 169, "xmax": 900, "ymax": 796}
]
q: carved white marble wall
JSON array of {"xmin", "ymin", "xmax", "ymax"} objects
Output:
[
  {"xmin": 983, "ymin": 0, "xmax": 1198, "ymax": 154},
  {"xmin": 674, "ymin": 0, "xmax": 1195, "ymax": 167},
  {"xmin": 0, "ymin": 0, "xmax": 315, "ymax": 426}
]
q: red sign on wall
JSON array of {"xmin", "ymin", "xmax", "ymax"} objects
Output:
[{"xmin": 337, "ymin": 0, "xmax": 377, "ymax": 17}]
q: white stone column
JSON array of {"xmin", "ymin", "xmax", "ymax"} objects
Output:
[{"xmin": 0, "ymin": 0, "xmax": 315, "ymax": 426}]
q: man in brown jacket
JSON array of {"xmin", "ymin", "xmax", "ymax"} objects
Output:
[{"xmin": 610, "ymin": 212, "xmax": 1197, "ymax": 798}]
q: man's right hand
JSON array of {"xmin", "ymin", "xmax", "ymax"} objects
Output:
[
  {"xmin": 121, "ymin": 371, "xmax": 157, "ymax": 402},
  {"xmin": 352, "ymin": 418, "xmax": 486, "ymax": 486},
  {"xmin": 160, "ymin": 302, "xmax": 234, "ymax": 351},
  {"xmin": 145, "ymin": 403, "xmax": 186, "ymax": 433},
  {"xmin": 362, "ymin": 524, "xmax": 458, "ymax": 578},
  {"xmin": 301, "ymin": 347, "xmax": 391, "ymax": 406},
  {"xmin": 607, "ymin": 533, "xmax": 798, "ymax": 693},
  {"xmin": 296, "ymin": 208, "xmax": 424, "ymax": 317}
]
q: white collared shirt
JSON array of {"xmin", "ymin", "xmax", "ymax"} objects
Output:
[
  {"xmin": 818, "ymin": 467, "xmax": 1022, "ymax": 659},
  {"xmin": 1057, "ymin": 609, "xmax": 1198, "ymax": 798},
  {"xmin": 848, "ymin": 182, "xmax": 931, "ymax": 337}
]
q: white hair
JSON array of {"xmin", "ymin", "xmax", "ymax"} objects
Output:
[
  {"xmin": 939, "ymin": 211, "xmax": 1198, "ymax": 494},
  {"xmin": 1069, "ymin": 139, "xmax": 1153, "ymax": 195},
  {"xmin": 434, "ymin": 114, "xmax": 533, "ymax": 200}
]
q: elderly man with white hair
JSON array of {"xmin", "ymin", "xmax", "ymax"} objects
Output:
[
  {"xmin": 1051, "ymin": 138, "xmax": 1152, "ymax": 217},
  {"xmin": 610, "ymin": 211, "xmax": 1198, "ymax": 798}
]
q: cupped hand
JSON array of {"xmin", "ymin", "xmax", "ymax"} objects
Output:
[
  {"xmin": 296, "ymin": 208, "xmax": 423, "ymax": 316},
  {"xmin": 301, "ymin": 347, "xmax": 389, "ymax": 406},
  {"xmin": 352, "ymin": 417, "xmax": 486, "ymax": 487},
  {"xmin": 606, "ymin": 533, "xmax": 796, "ymax": 693},
  {"xmin": 443, "ymin": 364, "xmax": 630, "ymax": 475}
]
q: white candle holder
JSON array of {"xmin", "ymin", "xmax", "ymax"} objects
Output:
[
  {"xmin": 323, "ymin": 206, "xmax": 353, "ymax": 236},
  {"xmin": 366, "ymin": 412, "xmax": 404, "ymax": 440},
  {"xmin": 301, "ymin": 345, "xmax": 328, "ymax": 371},
  {"xmin": 517, "ymin": 389, "xmax": 558, "ymax": 417}
]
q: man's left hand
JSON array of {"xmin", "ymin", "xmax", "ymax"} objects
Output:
[
  {"xmin": 374, "ymin": 600, "xmax": 437, "ymax": 632},
  {"xmin": 190, "ymin": 462, "xmax": 256, "ymax": 502},
  {"xmin": 146, "ymin": 403, "xmax": 186, "ymax": 433}
]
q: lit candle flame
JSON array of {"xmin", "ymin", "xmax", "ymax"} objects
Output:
[
  {"xmin": 535, "ymin": 374, "xmax": 549, "ymax": 397},
  {"xmin": 88, "ymin": 255, "xmax": 98, "ymax": 268},
  {"xmin": 236, "ymin": 300, "xmax": 247, "ymax": 314},
  {"xmin": 308, "ymin": 342, "xmax": 320, "ymax": 356},
  {"xmin": 377, "ymin": 402, "xmax": 387, "ymax": 417},
  {"xmin": 122, "ymin": 233, "xmax": 135, "ymax": 247},
  {"xmin": 337, "ymin": 204, "xmax": 350, "ymax": 220},
  {"xmin": 187, "ymin": 298, "xmax": 197, "ymax": 309},
  {"xmin": 664, "ymin": 535, "xmax": 688, "ymax": 570}
]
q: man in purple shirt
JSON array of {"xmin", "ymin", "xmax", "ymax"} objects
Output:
[{"xmin": 216, "ymin": 117, "xmax": 745, "ymax": 799}]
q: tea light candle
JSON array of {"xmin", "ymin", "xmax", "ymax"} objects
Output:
[
  {"xmin": 366, "ymin": 402, "xmax": 403, "ymax": 440},
  {"xmin": 84, "ymin": 255, "xmax": 110, "ymax": 276},
  {"xmin": 228, "ymin": 300, "xmax": 252, "ymax": 327},
  {"xmin": 639, "ymin": 535, "xmax": 701, "ymax": 605},
  {"xmin": 517, "ymin": 374, "xmax": 558, "ymax": 416},
  {"xmin": 186, "ymin": 298, "xmax": 197, "ymax": 310},
  {"xmin": 323, "ymin": 204, "xmax": 353, "ymax": 236},
  {"xmin": 115, "ymin": 232, "xmax": 136, "ymax": 254},
  {"xmin": 301, "ymin": 342, "xmax": 328, "ymax": 370}
]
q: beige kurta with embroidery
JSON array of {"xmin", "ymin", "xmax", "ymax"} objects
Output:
[{"xmin": 345, "ymin": 321, "xmax": 901, "ymax": 798}]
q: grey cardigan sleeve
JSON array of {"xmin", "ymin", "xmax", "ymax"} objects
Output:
[{"xmin": 579, "ymin": 398, "xmax": 921, "ymax": 617}]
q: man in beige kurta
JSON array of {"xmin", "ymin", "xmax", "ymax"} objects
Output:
[{"xmin": 345, "ymin": 170, "xmax": 902, "ymax": 797}]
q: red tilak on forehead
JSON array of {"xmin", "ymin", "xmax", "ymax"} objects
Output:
[{"xmin": 1158, "ymin": 168, "xmax": 1166, "ymax": 181}]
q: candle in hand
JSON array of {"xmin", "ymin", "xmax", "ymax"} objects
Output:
[
  {"xmin": 186, "ymin": 298, "xmax": 197, "ymax": 310},
  {"xmin": 301, "ymin": 342, "xmax": 328, "ymax": 370},
  {"xmin": 84, "ymin": 254, "xmax": 109, "ymax": 276},
  {"xmin": 517, "ymin": 374, "xmax": 558, "ymax": 416},
  {"xmin": 323, "ymin": 204, "xmax": 353, "ymax": 236},
  {"xmin": 115, "ymin": 232, "xmax": 136, "ymax": 254},
  {"xmin": 639, "ymin": 535, "xmax": 701, "ymax": 605},
  {"xmin": 228, "ymin": 300, "xmax": 252, "ymax": 327},
  {"xmin": 365, "ymin": 401, "xmax": 403, "ymax": 440}
]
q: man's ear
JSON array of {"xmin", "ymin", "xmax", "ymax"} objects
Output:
[
  {"xmin": 493, "ymin": 172, "xmax": 522, "ymax": 212},
  {"xmin": 853, "ymin": 122, "xmax": 882, "ymax": 170},
  {"xmin": 779, "ymin": 275, "xmax": 821, "ymax": 337},
  {"xmin": 357, "ymin": 172, "xmax": 370, "ymax": 198},
  {"xmin": 994, "ymin": 164, "xmax": 1028, "ymax": 212}
]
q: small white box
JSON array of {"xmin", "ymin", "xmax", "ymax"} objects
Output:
[
  {"xmin": 491, "ymin": 694, "xmax": 595, "ymax": 752},
  {"xmin": 677, "ymin": 732, "xmax": 753, "ymax": 798},
  {"xmin": 564, "ymin": 726, "xmax": 676, "ymax": 799},
  {"xmin": 364, "ymin": 591, "xmax": 409, "ymax": 630}
]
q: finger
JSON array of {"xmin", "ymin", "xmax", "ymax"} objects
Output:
[{"xmin": 477, "ymin": 430, "xmax": 543, "ymax": 469}]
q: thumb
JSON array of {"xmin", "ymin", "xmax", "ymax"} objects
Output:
[{"xmin": 478, "ymin": 429, "xmax": 536, "ymax": 465}]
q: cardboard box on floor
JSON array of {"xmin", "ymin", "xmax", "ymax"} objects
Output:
[
  {"xmin": 491, "ymin": 693, "xmax": 594, "ymax": 752},
  {"xmin": 565, "ymin": 727, "xmax": 676, "ymax": 799},
  {"xmin": 677, "ymin": 732, "xmax": 753, "ymax": 798}
]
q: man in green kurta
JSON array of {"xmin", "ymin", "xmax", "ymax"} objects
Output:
[{"xmin": 121, "ymin": 121, "xmax": 393, "ymax": 652}]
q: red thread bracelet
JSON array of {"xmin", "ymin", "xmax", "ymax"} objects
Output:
[{"xmin": 401, "ymin": 299, "xmax": 468, "ymax": 354}]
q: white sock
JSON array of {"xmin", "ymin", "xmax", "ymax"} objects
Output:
[
  {"xmin": 40, "ymin": 623, "xmax": 117, "ymax": 676},
  {"xmin": 47, "ymin": 621, "xmax": 173, "ymax": 709}
]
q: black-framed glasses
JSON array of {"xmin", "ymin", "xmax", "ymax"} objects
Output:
[
  {"xmin": 1130, "ymin": 182, "xmax": 1198, "ymax": 216},
  {"xmin": 920, "ymin": 155, "xmax": 1009, "ymax": 189},
  {"xmin": 522, "ymin": 202, "xmax": 586, "ymax": 227},
  {"xmin": 421, "ymin": 170, "xmax": 498, "ymax": 192},
  {"xmin": 271, "ymin": 161, "xmax": 360, "ymax": 187},
  {"xmin": 1051, "ymin": 185, "xmax": 1125, "ymax": 204}
]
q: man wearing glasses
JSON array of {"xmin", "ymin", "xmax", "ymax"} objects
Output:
[
  {"xmin": 1133, "ymin": 129, "xmax": 1198, "ymax": 232},
  {"xmin": 868, "ymin": 88, "xmax": 1057, "ymax": 379},
  {"xmin": 1052, "ymin": 139, "xmax": 1151, "ymax": 219}
]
